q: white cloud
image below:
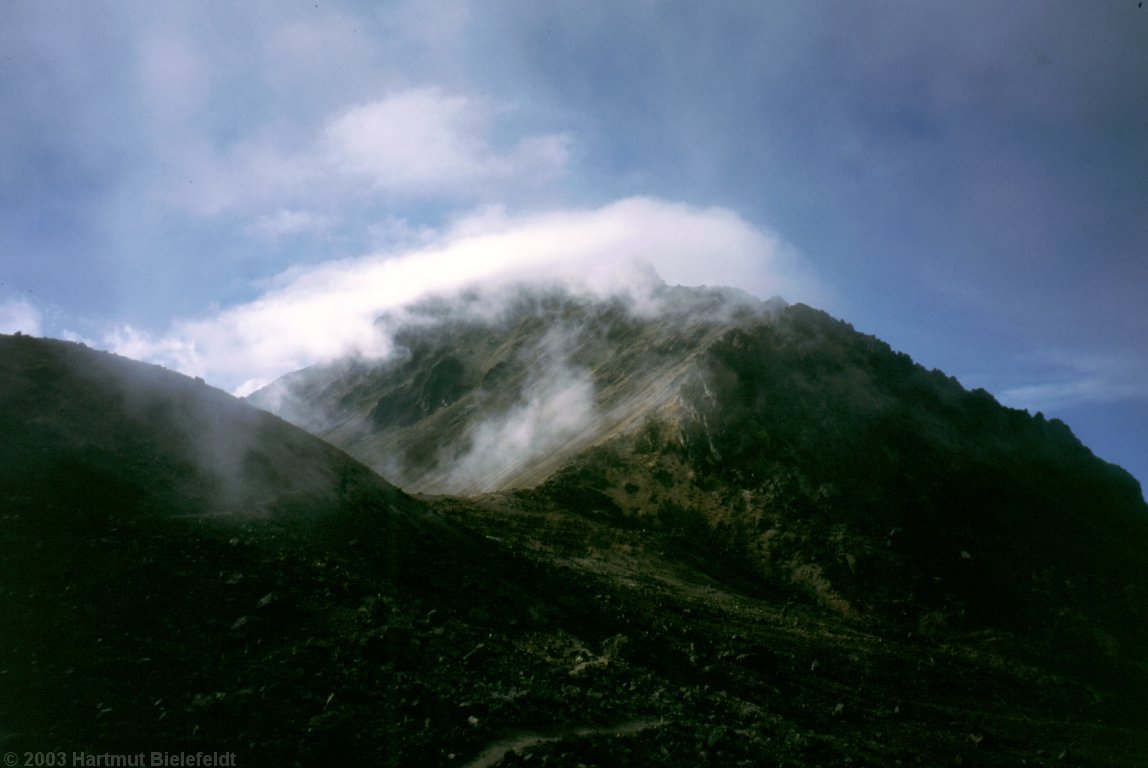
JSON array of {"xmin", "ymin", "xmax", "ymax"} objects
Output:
[
  {"xmin": 102, "ymin": 197, "xmax": 818, "ymax": 395},
  {"xmin": 245, "ymin": 209, "xmax": 333, "ymax": 241},
  {"xmin": 0, "ymin": 299, "xmax": 43, "ymax": 336},
  {"xmin": 103, "ymin": 323, "xmax": 201, "ymax": 374},
  {"xmin": 162, "ymin": 86, "xmax": 572, "ymax": 222},
  {"xmin": 324, "ymin": 89, "xmax": 485, "ymax": 187},
  {"xmin": 322, "ymin": 88, "xmax": 570, "ymax": 195}
]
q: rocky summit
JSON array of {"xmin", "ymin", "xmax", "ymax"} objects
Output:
[{"xmin": 5, "ymin": 283, "xmax": 1148, "ymax": 767}]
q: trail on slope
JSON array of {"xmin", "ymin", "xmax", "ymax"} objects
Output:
[{"xmin": 465, "ymin": 718, "xmax": 665, "ymax": 768}]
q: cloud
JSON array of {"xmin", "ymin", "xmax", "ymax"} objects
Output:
[
  {"xmin": 997, "ymin": 353, "xmax": 1148, "ymax": 413},
  {"xmin": 0, "ymin": 299, "xmax": 43, "ymax": 336},
  {"xmin": 102, "ymin": 323, "xmax": 199, "ymax": 374},
  {"xmin": 324, "ymin": 90, "xmax": 486, "ymax": 188},
  {"xmin": 245, "ymin": 209, "xmax": 334, "ymax": 241},
  {"xmin": 152, "ymin": 85, "xmax": 572, "ymax": 228},
  {"xmin": 100, "ymin": 197, "xmax": 817, "ymax": 395},
  {"xmin": 322, "ymin": 88, "xmax": 571, "ymax": 195}
]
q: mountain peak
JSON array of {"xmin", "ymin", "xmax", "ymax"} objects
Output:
[
  {"xmin": 249, "ymin": 285, "xmax": 1147, "ymax": 639},
  {"xmin": 251, "ymin": 282, "xmax": 783, "ymax": 494}
]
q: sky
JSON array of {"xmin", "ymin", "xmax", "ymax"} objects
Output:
[{"xmin": 1, "ymin": 1, "xmax": 1145, "ymax": 492}]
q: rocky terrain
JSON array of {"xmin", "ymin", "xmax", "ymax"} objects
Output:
[
  {"xmin": 255, "ymin": 285, "xmax": 1148, "ymax": 652},
  {"xmin": 3, "ymin": 284, "xmax": 1147, "ymax": 766},
  {"xmin": 251, "ymin": 284, "xmax": 783, "ymax": 495}
]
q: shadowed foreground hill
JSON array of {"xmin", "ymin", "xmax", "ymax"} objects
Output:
[
  {"xmin": 0, "ymin": 334, "xmax": 559, "ymax": 761},
  {"xmin": 0, "ymin": 332, "xmax": 415, "ymax": 523}
]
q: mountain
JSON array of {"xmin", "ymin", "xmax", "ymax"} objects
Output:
[
  {"xmin": 6, "ymin": 281, "xmax": 1148, "ymax": 767},
  {"xmin": 251, "ymin": 284, "xmax": 781, "ymax": 495},
  {"xmin": 252, "ymin": 284, "xmax": 1148, "ymax": 643}
]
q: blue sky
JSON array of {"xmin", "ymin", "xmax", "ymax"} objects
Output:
[{"xmin": 2, "ymin": 1, "xmax": 1146, "ymax": 493}]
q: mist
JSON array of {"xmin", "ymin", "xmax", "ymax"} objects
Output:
[
  {"xmin": 66, "ymin": 345, "xmax": 348, "ymax": 517},
  {"xmin": 96, "ymin": 197, "xmax": 818, "ymax": 397},
  {"xmin": 246, "ymin": 268, "xmax": 785, "ymax": 498},
  {"xmin": 436, "ymin": 325, "xmax": 599, "ymax": 495}
]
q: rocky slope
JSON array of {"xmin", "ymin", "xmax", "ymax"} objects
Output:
[
  {"xmin": 253, "ymin": 285, "xmax": 1148, "ymax": 650},
  {"xmin": 542, "ymin": 302, "xmax": 1148, "ymax": 638},
  {"xmin": 249, "ymin": 284, "xmax": 783, "ymax": 494}
]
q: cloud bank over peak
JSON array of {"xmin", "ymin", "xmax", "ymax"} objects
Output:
[
  {"xmin": 100, "ymin": 197, "xmax": 817, "ymax": 396},
  {"xmin": 3, "ymin": 0, "xmax": 1144, "ymax": 491}
]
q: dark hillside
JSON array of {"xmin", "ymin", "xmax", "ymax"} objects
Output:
[
  {"xmin": 0, "ymin": 333, "xmax": 409, "ymax": 522},
  {"xmin": 0, "ymin": 334, "xmax": 564, "ymax": 761},
  {"xmin": 252, "ymin": 287, "xmax": 1146, "ymax": 655},
  {"xmin": 541, "ymin": 303, "xmax": 1148, "ymax": 652}
]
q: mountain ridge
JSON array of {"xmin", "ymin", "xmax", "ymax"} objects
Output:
[
  {"xmin": 252, "ymin": 284, "xmax": 1147, "ymax": 648},
  {"xmin": 253, "ymin": 287, "xmax": 1144, "ymax": 502}
]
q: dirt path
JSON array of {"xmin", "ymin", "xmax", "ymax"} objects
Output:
[{"xmin": 464, "ymin": 718, "xmax": 666, "ymax": 768}]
